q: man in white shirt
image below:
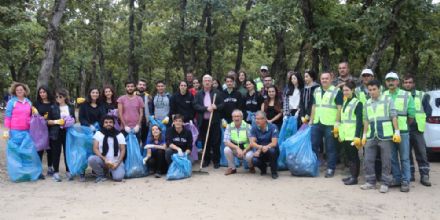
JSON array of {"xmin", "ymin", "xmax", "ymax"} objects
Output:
[{"xmin": 88, "ymin": 115, "xmax": 127, "ymax": 182}]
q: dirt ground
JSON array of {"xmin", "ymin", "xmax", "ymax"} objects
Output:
[{"xmin": 0, "ymin": 126, "xmax": 439, "ymax": 220}]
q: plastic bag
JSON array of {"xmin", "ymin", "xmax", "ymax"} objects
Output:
[
  {"xmin": 184, "ymin": 122, "xmax": 199, "ymax": 161},
  {"xmin": 107, "ymin": 109, "xmax": 120, "ymax": 131},
  {"xmin": 125, "ymin": 132, "xmax": 148, "ymax": 178},
  {"xmin": 286, "ymin": 125, "xmax": 319, "ymax": 177},
  {"xmin": 166, "ymin": 153, "xmax": 192, "ymax": 180},
  {"xmin": 6, "ymin": 130, "xmax": 42, "ymax": 182},
  {"xmin": 246, "ymin": 111, "xmax": 256, "ymax": 127},
  {"xmin": 66, "ymin": 125, "xmax": 94, "ymax": 176},
  {"xmin": 30, "ymin": 115, "xmax": 50, "ymax": 151},
  {"xmin": 220, "ymin": 128, "xmax": 240, "ymax": 167},
  {"xmin": 148, "ymin": 115, "xmax": 166, "ymax": 133},
  {"xmin": 277, "ymin": 116, "xmax": 298, "ymax": 170},
  {"xmin": 61, "ymin": 115, "xmax": 75, "ymax": 129}
]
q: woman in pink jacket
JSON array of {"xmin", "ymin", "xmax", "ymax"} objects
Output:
[{"xmin": 3, "ymin": 82, "xmax": 42, "ymax": 182}]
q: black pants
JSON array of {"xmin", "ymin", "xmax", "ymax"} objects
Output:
[
  {"xmin": 50, "ymin": 129, "xmax": 69, "ymax": 173},
  {"xmin": 148, "ymin": 149, "xmax": 167, "ymax": 174},
  {"xmin": 199, "ymin": 120, "xmax": 221, "ymax": 164},
  {"xmin": 38, "ymin": 149, "xmax": 53, "ymax": 167},
  {"xmin": 252, "ymin": 147, "xmax": 279, "ymax": 174},
  {"xmin": 140, "ymin": 117, "xmax": 149, "ymax": 146},
  {"xmin": 341, "ymin": 141, "xmax": 360, "ymax": 178}
]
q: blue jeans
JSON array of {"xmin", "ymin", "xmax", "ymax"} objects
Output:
[
  {"xmin": 311, "ymin": 124, "xmax": 337, "ymax": 170},
  {"xmin": 391, "ymin": 132, "xmax": 410, "ymax": 183}
]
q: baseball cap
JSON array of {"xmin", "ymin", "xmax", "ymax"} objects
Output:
[
  {"xmin": 361, "ymin": 69, "xmax": 374, "ymax": 76},
  {"xmin": 385, "ymin": 72, "xmax": 399, "ymax": 80},
  {"xmin": 260, "ymin": 65, "xmax": 269, "ymax": 71}
]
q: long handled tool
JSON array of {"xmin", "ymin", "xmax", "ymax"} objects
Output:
[{"xmin": 193, "ymin": 93, "xmax": 217, "ymax": 175}]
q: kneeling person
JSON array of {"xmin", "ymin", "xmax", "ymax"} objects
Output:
[
  {"xmin": 88, "ymin": 115, "xmax": 126, "ymax": 182},
  {"xmin": 165, "ymin": 114, "xmax": 193, "ymax": 164},
  {"xmin": 249, "ymin": 111, "xmax": 279, "ymax": 179},
  {"xmin": 224, "ymin": 110, "xmax": 255, "ymax": 175}
]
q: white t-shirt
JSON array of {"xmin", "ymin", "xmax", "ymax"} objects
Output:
[
  {"xmin": 93, "ymin": 131, "xmax": 126, "ymax": 162},
  {"xmin": 288, "ymin": 88, "xmax": 300, "ymax": 110},
  {"xmin": 60, "ymin": 105, "xmax": 70, "ymax": 118}
]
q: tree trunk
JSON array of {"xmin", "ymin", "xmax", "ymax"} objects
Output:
[
  {"xmin": 294, "ymin": 40, "xmax": 307, "ymax": 72},
  {"xmin": 127, "ymin": 0, "xmax": 137, "ymax": 82},
  {"xmin": 271, "ymin": 29, "xmax": 288, "ymax": 83},
  {"xmin": 311, "ymin": 48, "xmax": 320, "ymax": 74},
  {"xmin": 190, "ymin": 4, "xmax": 209, "ymax": 72},
  {"xmin": 406, "ymin": 44, "xmax": 420, "ymax": 75},
  {"xmin": 320, "ymin": 45, "xmax": 330, "ymax": 72},
  {"xmin": 37, "ymin": 0, "xmax": 67, "ymax": 89},
  {"xmin": 364, "ymin": 0, "xmax": 406, "ymax": 70},
  {"xmin": 388, "ymin": 40, "xmax": 400, "ymax": 72},
  {"xmin": 95, "ymin": 5, "xmax": 106, "ymax": 85},
  {"xmin": 299, "ymin": 0, "xmax": 319, "ymax": 73},
  {"xmin": 234, "ymin": 0, "xmax": 254, "ymax": 73},
  {"xmin": 17, "ymin": 43, "xmax": 38, "ymax": 83},
  {"xmin": 52, "ymin": 38, "xmax": 63, "ymax": 89},
  {"xmin": 205, "ymin": 3, "xmax": 213, "ymax": 75},
  {"xmin": 178, "ymin": 0, "xmax": 188, "ymax": 76}
]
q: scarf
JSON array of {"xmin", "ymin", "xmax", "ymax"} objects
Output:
[{"xmin": 101, "ymin": 127, "xmax": 119, "ymax": 157}]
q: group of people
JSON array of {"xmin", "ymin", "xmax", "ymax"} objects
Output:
[{"xmin": 2, "ymin": 62, "xmax": 433, "ymax": 193}]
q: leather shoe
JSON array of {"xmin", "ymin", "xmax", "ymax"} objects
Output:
[
  {"xmin": 271, "ymin": 173, "xmax": 279, "ymax": 179},
  {"xmin": 249, "ymin": 167, "xmax": 256, "ymax": 174},
  {"xmin": 344, "ymin": 177, "xmax": 358, "ymax": 185},
  {"xmin": 325, "ymin": 169, "xmax": 334, "ymax": 178},
  {"xmin": 421, "ymin": 175, "xmax": 432, "ymax": 187},
  {"xmin": 224, "ymin": 168, "xmax": 237, "ymax": 175},
  {"xmin": 213, "ymin": 163, "xmax": 220, "ymax": 169}
]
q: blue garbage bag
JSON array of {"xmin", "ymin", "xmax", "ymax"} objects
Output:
[
  {"xmin": 6, "ymin": 130, "xmax": 42, "ymax": 182},
  {"xmin": 125, "ymin": 132, "xmax": 148, "ymax": 178},
  {"xmin": 246, "ymin": 111, "xmax": 256, "ymax": 127},
  {"xmin": 286, "ymin": 125, "xmax": 319, "ymax": 177},
  {"xmin": 66, "ymin": 125, "xmax": 94, "ymax": 176},
  {"xmin": 220, "ymin": 127, "xmax": 240, "ymax": 167},
  {"xmin": 166, "ymin": 153, "xmax": 192, "ymax": 180},
  {"xmin": 148, "ymin": 116, "xmax": 166, "ymax": 133},
  {"xmin": 277, "ymin": 116, "xmax": 298, "ymax": 170}
]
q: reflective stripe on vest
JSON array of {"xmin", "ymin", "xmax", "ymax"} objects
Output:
[
  {"xmin": 414, "ymin": 90, "xmax": 426, "ymax": 132},
  {"xmin": 229, "ymin": 120, "xmax": 249, "ymax": 149},
  {"xmin": 339, "ymin": 98, "xmax": 360, "ymax": 141},
  {"xmin": 254, "ymin": 78, "xmax": 263, "ymax": 92},
  {"xmin": 384, "ymin": 89, "xmax": 409, "ymax": 131},
  {"xmin": 355, "ymin": 87, "xmax": 367, "ymax": 105},
  {"xmin": 313, "ymin": 85, "xmax": 339, "ymax": 126},
  {"xmin": 365, "ymin": 95, "xmax": 394, "ymax": 140}
]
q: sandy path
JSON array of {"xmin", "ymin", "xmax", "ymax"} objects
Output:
[{"xmin": 0, "ymin": 127, "xmax": 439, "ymax": 220}]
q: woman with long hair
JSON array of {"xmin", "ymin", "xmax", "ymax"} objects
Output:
[
  {"xmin": 101, "ymin": 85, "xmax": 118, "ymax": 113},
  {"xmin": 34, "ymin": 86, "xmax": 55, "ymax": 177},
  {"xmin": 244, "ymin": 79, "xmax": 264, "ymax": 124},
  {"xmin": 261, "ymin": 86, "xmax": 283, "ymax": 129},
  {"xmin": 283, "ymin": 71, "xmax": 304, "ymax": 117},
  {"xmin": 236, "ymin": 70, "xmax": 248, "ymax": 97},
  {"xmin": 79, "ymin": 88, "xmax": 105, "ymax": 130},
  {"xmin": 144, "ymin": 125, "xmax": 167, "ymax": 178},
  {"xmin": 300, "ymin": 69, "xmax": 320, "ymax": 121}
]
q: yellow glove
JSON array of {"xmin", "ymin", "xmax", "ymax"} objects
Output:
[
  {"xmin": 222, "ymin": 119, "xmax": 228, "ymax": 128},
  {"xmin": 2, "ymin": 131, "xmax": 9, "ymax": 140},
  {"xmin": 54, "ymin": 119, "xmax": 65, "ymax": 125},
  {"xmin": 44, "ymin": 112, "xmax": 49, "ymax": 119},
  {"xmin": 333, "ymin": 126, "xmax": 339, "ymax": 138},
  {"xmin": 392, "ymin": 130, "xmax": 401, "ymax": 143},
  {"xmin": 161, "ymin": 117, "xmax": 169, "ymax": 125},
  {"xmin": 76, "ymin": 97, "xmax": 86, "ymax": 104},
  {"xmin": 301, "ymin": 115, "xmax": 309, "ymax": 124},
  {"xmin": 353, "ymin": 138, "xmax": 362, "ymax": 150},
  {"xmin": 32, "ymin": 106, "xmax": 39, "ymax": 115}
]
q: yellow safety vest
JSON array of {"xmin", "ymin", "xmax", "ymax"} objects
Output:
[
  {"xmin": 383, "ymin": 89, "xmax": 410, "ymax": 132},
  {"xmin": 339, "ymin": 97, "xmax": 360, "ymax": 141},
  {"xmin": 313, "ymin": 85, "xmax": 339, "ymax": 126},
  {"xmin": 365, "ymin": 95, "xmax": 394, "ymax": 140},
  {"xmin": 229, "ymin": 120, "xmax": 249, "ymax": 149},
  {"xmin": 414, "ymin": 90, "xmax": 426, "ymax": 132}
]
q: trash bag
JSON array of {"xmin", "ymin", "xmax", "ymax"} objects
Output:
[
  {"xmin": 246, "ymin": 111, "xmax": 256, "ymax": 127},
  {"xmin": 286, "ymin": 125, "xmax": 319, "ymax": 177},
  {"xmin": 166, "ymin": 154, "xmax": 192, "ymax": 180},
  {"xmin": 66, "ymin": 125, "xmax": 94, "ymax": 176},
  {"xmin": 125, "ymin": 132, "xmax": 148, "ymax": 178},
  {"xmin": 61, "ymin": 115, "xmax": 75, "ymax": 129},
  {"xmin": 6, "ymin": 130, "xmax": 42, "ymax": 182},
  {"xmin": 184, "ymin": 122, "xmax": 199, "ymax": 161},
  {"xmin": 220, "ymin": 128, "xmax": 241, "ymax": 167},
  {"xmin": 277, "ymin": 116, "xmax": 298, "ymax": 170},
  {"xmin": 30, "ymin": 115, "xmax": 50, "ymax": 151},
  {"xmin": 148, "ymin": 115, "xmax": 166, "ymax": 133},
  {"xmin": 107, "ymin": 109, "xmax": 120, "ymax": 131}
]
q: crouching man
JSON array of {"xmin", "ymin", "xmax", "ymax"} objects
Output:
[
  {"xmin": 224, "ymin": 110, "xmax": 255, "ymax": 175},
  {"xmin": 88, "ymin": 115, "xmax": 126, "ymax": 182}
]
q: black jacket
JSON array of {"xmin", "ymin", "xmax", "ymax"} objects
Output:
[
  {"xmin": 169, "ymin": 91, "xmax": 195, "ymax": 122},
  {"xmin": 193, "ymin": 88, "xmax": 225, "ymax": 127},
  {"xmin": 300, "ymin": 83, "xmax": 320, "ymax": 118},
  {"xmin": 222, "ymin": 88, "xmax": 244, "ymax": 123},
  {"xmin": 166, "ymin": 126, "xmax": 193, "ymax": 152},
  {"xmin": 78, "ymin": 102, "xmax": 106, "ymax": 126},
  {"xmin": 48, "ymin": 104, "xmax": 75, "ymax": 140}
]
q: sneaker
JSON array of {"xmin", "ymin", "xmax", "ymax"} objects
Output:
[
  {"xmin": 66, "ymin": 172, "xmax": 74, "ymax": 181},
  {"xmin": 47, "ymin": 167, "xmax": 55, "ymax": 176},
  {"xmin": 342, "ymin": 176, "xmax": 352, "ymax": 183},
  {"xmin": 390, "ymin": 179, "xmax": 401, "ymax": 187},
  {"xmin": 400, "ymin": 182, "xmax": 410, "ymax": 192},
  {"xmin": 248, "ymin": 167, "xmax": 256, "ymax": 174},
  {"xmin": 360, "ymin": 182, "xmax": 376, "ymax": 190},
  {"xmin": 420, "ymin": 175, "xmax": 432, "ymax": 187},
  {"xmin": 271, "ymin": 173, "xmax": 279, "ymax": 179},
  {"xmin": 224, "ymin": 168, "xmax": 237, "ymax": 176},
  {"xmin": 344, "ymin": 177, "xmax": 358, "ymax": 185},
  {"xmin": 379, "ymin": 185, "xmax": 388, "ymax": 193},
  {"xmin": 325, "ymin": 169, "xmax": 335, "ymax": 178},
  {"xmin": 53, "ymin": 173, "xmax": 62, "ymax": 182},
  {"xmin": 95, "ymin": 176, "xmax": 107, "ymax": 183},
  {"xmin": 79, "ymin": 174, "xmax": 86, "ymax": 182},
  {"xmin": 154, "ymin": 173, "xmax": 162, "ymax": 178}
]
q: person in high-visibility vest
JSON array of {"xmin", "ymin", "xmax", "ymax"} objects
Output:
[
  {"xmin": 355, "ymin": 69, "xmax": 375, "ymax": 105},
  {"xmin": 223, "ymin": 110, "xmax": 254, "ymax": 175},
  {"xmin": 254, "ymin": 65, "xmax": 269, "ymax": 92},
  {"xmin": 360, "ymin": 79, "xmax": 400, "ymax": 193},
  {"xmin": 338, "ymin": 81, "xmax": 363, "ymax": 185},
  {"xmin": 309, "ymin": 72, "xmax": 343, "ymax": 178},
  {"xmin": 384, "ymin": 72, "xmax": 415, "ymax": 193},
  {"xmin": 402, "ymin": 74, "xmax": 431, "ymax": 186}
]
